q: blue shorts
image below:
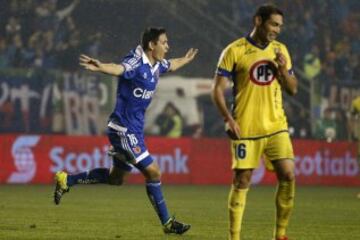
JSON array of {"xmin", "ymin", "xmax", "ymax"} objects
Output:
[{"xmin": 107, "ymin": 121, "xmax": 153, "ymax": 171}]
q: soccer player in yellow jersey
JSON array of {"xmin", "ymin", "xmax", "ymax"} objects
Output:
[
  {"xmin": 350, "ymin": 96, "xmax": 360, "ymax": 199},
  {"xmin": 350, "ymin": 97, "xmax": 360, "ymax": 143},
  {"xmin": 212, "ymin": 5, "xmax": 298, "ymax": 240}
]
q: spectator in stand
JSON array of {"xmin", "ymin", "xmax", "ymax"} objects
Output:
[
  {"xmin": 35, "ymin": 0, "xmax": 79, "ymax": 32},
  {"xmin": 334, "ymin": 108, "xmax": 349, "ymax": 140},
  {"xmin": 0, "ymin": 37, "xmax": 10, "ymax": 67},
  {"xmin": 54, "ymin": 16, "xmax": 77, "ymax": 48},
  {"xmin": 318, "ymin": 51, "xmax": 338, "ymax": 97},
  {"xmin": 348, "ymin": 53, "xmax": 360, "ymax": 81},
  {"xmin": 7, "ymin": 34, "xmax": 24, "ymax": 67},
  {"xmin": 303, "ymin": 45, "xmax": 321, "ymax": 80},
  {"xmin": 42, "ymin": 30, "xmax": 56, "ymax": 68},
  {"xmin": 21, "ymin": 35, "xmax": 36, "ymax": 67},
  {"xmin": 58, "ymin": 29, "xmax": 81, "ymax": 71},
  {"xmin": 155, "ymin": 102, "xmax": 183, "ymax": 138},
  {"xmin": 314, "ymin": 108, "xmax": 337, "ymax": 142},
  {"xmin": 84, "ymin": 32, "xmax": 103, "ymax": 58},
  {"xmin": 5, "ymin": 16, "xmax": 22, "ymax": 42},
  {"xmin": 290, "ymin": 106, "xmax": 312, "ymax": 139},
  {"xmin": 334, "ymin": 37, "xmax": 352, "ymax": 82}
]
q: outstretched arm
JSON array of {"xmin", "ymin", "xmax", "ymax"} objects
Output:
[
  {"xmin": 168, "ymin": 48, "xmax": 198, "ymax": 71},
  {"xmin": 79, "ymin": 54, "xmax": 124, "ymax": 76}
]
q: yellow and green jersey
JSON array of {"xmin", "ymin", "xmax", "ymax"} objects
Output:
[
  {"xmin": 351, "ymin": 96, "xmax": 360, "ymax": 114},
  {"xmin": 216, "ymin": 36, "xmax": 294, "ymax": 138}
]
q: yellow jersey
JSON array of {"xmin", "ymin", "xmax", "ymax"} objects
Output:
[
  {"xmin": 351, "ymin": 97, "xmax": 360, "ymax": 114},
  {"xmin": 216, "ymin": 36, "xmax": 294, "ymax": 138}
]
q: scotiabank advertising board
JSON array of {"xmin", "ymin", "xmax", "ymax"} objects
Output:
[{"xmin": 0, "ymin": 135, "xmax": 359, "ymax": 186}]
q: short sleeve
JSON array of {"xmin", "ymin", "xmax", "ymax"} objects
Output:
[
  {"xmin": 159, "ymin": 59, "xmax": 170, "ymax": 74},
  {"xmin": 216, "ymin": 45, "xmax": 235, "ymax": 77},
  {"xmin": 120, "ymin": 55, "xmax": 141, "ymax": 79}
]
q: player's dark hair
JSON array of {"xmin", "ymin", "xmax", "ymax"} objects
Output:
[
  {"xmin": 253, "ymin": 4, "xmax": 283, "ymax": 23},
  {"xmin": 141, "ymin": 27, "xmax": 166, "ymax": 51}
]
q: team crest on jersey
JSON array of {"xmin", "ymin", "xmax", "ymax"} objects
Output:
[
  {"xmin": 132, "ymin": 146, "xmax": 141, "ymax": 154},
  {"xmin": 249, "ymin": 60, "xmax": 277, "ymax": 85}
]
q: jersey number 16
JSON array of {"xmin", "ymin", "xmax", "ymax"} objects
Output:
[{"xmin": 234, "ymin": 143, "xmax": 247, "ymax": 160}]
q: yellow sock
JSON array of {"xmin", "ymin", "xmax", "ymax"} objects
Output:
[
  {"xmin": 274, "ymin": 180, "xmax": 295, "ymax": 238},
  {"xmin": 228, "ymin": 186, "xmax": 248, "ymax": 240}
]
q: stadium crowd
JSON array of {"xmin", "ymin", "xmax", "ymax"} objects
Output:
[{"xmin": 0, "ymin": 0, "xmax": 358, "ymax": 140}]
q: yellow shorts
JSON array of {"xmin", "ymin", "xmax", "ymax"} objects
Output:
[{"xmin": 230, "ymin": 131, "xmax": 294, "ymax": 170}]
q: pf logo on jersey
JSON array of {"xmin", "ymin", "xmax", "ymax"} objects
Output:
[{"xmin": 249, "ymin": 60, "xmax": 277, "ymax": 85}]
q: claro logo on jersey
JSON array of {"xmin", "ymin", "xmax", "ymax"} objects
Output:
[
  {"xmin": 249, "ymin": 60, "xmax": 276, "ymax": 85},
  {"xmin": 133, "ymin": 88, "xmax": 154, "ymax": 99},
  {"xmin": 7, "ymin": 135, "xmax": 40, "ymax": 183}
]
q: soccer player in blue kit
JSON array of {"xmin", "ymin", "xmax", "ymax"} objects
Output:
[{"xmin": 53, "ymin": 27, "xmax": 198, "ymax": 234}]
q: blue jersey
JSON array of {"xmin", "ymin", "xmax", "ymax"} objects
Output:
[{"xmin": 109, "ymin": 45, "xmax": 170, "ymax": 133}]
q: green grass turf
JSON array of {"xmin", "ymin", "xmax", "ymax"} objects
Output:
[{"xmin": 0, "ymin": 185, "xmax": 359, "ymax": 240}]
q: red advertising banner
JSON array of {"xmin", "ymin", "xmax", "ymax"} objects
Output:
[
  {"xmin": 293, "ymin": 140, "xmax": 359, "ymax": 185},
  {"xmin": 0, "ymin": 135, "xmax": 359, "ymax": 186}
]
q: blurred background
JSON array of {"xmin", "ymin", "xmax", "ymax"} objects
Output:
[
  {"xmin": 0, "ymin": 0, "xmax": 359, "ymax": 186},
  {"xmin": 0, "ymin": 0, "xmax": 359, "ymax": 139},
  {"xmin": 1, "ymin": 2, "xmax": 360, "ymax": 239}
]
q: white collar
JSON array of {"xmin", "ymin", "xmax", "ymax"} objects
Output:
[
  {"xmin": 135, "ymin": 46, "xmax": 148, "ymax": 64},
  {"xmin": 136, "ymin": 45, "xmax": 159, "ymax": 73}
]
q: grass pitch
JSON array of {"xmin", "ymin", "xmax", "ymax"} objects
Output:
[{"xmin": 0, "ymin": 185, "xmax": 359, "ymax": 240}]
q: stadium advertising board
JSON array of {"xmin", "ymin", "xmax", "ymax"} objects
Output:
[
  {"xmin": 0, "ymin": 72, "xmax": 54, "ymax": 133},
  {"xmin": 0, "ymin": 135, "xmax": 359, "ymax": 186},
  {"xmin": 54, "ymin": 72, "xmax": 113, "ymax": 135},
  {"xmin": 0, "ymin": 70, "xmax": 113, "ymax": 135}
]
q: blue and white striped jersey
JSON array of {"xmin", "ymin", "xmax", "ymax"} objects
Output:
[{"xmin": 109, "ymin": 45, "xmax": 170, "ymax": 133}]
